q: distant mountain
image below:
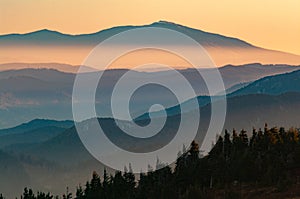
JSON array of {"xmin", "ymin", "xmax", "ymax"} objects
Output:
[
  {"xmin": 0, "ymin": 64, "xmax": 299, "ymax": 128},
  {"xmin": 214, "ymin": 92, "xmax": 300, "ymax": 132},
  {"xmin": 219, "ymin": 81, "xmax": 251, "ymax": 95},
  {"xmin": 9, "ymin": 126, "xmax": 91, "ymax": 166},
  {"xmin": 0, "ymin": 63, "xmax": 94, "ymax": 73},
  {"xmin": 2, "ymin": 91, "xmax": 300, "ymax": 196},
  {"xmin": 0, "ymin": 126, "xmax": 68, "ymax": 148},
  {"xmin": 9, "ymin": 91, "xmax": 300, "ymax": 166},
  {"xmin": 217, "ymin": 63, "xmax": 299, "ymax": 87},
  {"xmin": 0, "ymin": 119, "xmax": 73, "ymax": 135},
  {"xmin": 139, "ymin": 68, "xmax": 300, "ymax": 120},
  {"xmin": 231, "ymin": 69, "xmax": 300, "ymax": 96},
  {"xmin": 139, "ymin": 92, "xmax": 300, "ymax": 142},
  {"xmin": 7, "ymin": 117, "xmax": 177, "ymax": 165},
  {"xmin": 1, "ymin": 121, "xmax": 108, "ymax": 197},
  {"xmin": 0, "ymin": 67, "xmax": 75, "ymax": 80},
  {"xmin": 0, "ymin": 21, "xmax": 254, "ymax": 47},
  {"xmin": 0, "ymin": 119, "xmax": 102, "ymax": 197},
  {"xmin": 0, "ymin": 63, "xmax": 298, "ymax": 87},
  {"xmin": 5, "ymin": 92, "xmax": 300, "ymax": 164},
  {"xmin": 1, "ymin": 21, "xmax": 300, "ymax": 66}
]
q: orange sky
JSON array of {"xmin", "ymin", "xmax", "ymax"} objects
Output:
[{"xmin": 0, "ymin": 0, "xmax": 300, "ymax": 55}]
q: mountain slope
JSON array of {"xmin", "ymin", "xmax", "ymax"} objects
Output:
[
  {"xmin": 0, "ymin": 63, "xmax": 94, "ymax": 73},
  {"xmin": 0, "ymin": 21, "xmax": 253, "ymax": 47},
  {"xmin": 139, "ymin": 68, "xmax": 300, "ymax": 120},
  {"xmin": 3, "ymin": 92, "xmax": 300, "ymax": 196},
  {"xmin": 231, "ymin": 69, "xmax": 300, "ymax": 96},
  {"xmin": 0, "ymin": 63, "xmax": 299, "ymax": 128},
  {"xmin": 0, "ymin": 150, "xmax": 30, "ymax": 198},
  {"xmin": 1, "ymin": 21, "xmax": 300, "ymax": 66},
  {"xmin": 11, "ymin": 92, "xmax": 300, "ymax": 164},
  {"xmin": 210, "ymin": 92, "xmax": 300, "ymax": 132},
  {"xmin": 0, "ymin": 126, "xmax": 68, "ymax": 148},
  {"xmin": 0, "ymin": 119, "xmax": 73, "ymax": 135}
]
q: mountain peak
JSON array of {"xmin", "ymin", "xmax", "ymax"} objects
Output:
[
  {"xmin": 27, "ymin": 29, "xmax": 62, "ymax": 35},
  {"xmin": 38, "ymin": 29, "xmax": 52, "ymax": 32},
  {"xmin": 152, "ymin": 20, "xmax": 179, "ymax": 25},
  {"xmin": 1, "ymin": 22, "xmax": 300, "ymax": 66},
  {"xmin": 149, "ymin": 20, "xmax": 187, "ymax": 29}
]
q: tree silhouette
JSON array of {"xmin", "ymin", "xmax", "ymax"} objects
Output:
[{"xmin": 5, "ymin": 124, "xmax": 300, "ymax": 199}]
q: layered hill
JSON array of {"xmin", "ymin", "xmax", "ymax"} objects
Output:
[
  {"xmin": 138, "ymin": 68, "xmax": 300, "ymax": 120},
  {"xmin": 0, "ymin": 64, "xmax": 299, "ymax": 128},
  {"xmin": 2, "ymin": 90, "xmax": 300, "ymax": 195}
]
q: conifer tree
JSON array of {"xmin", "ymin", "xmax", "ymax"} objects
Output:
[
  {"xmin": 75, "ymin": 186, "xmax": 84, "ymax": 199},
  {"xmin": 22, "ymin": 188, "xmax": 35, "ymax": 199},
  {"xmin": 89, "ymin": 171, "xmax": 102, "ymax": 198}
]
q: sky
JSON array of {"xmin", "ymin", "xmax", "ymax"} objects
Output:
[{"xmin": 0, "ymin": 0, "xmax": 299, "ymax": 55}]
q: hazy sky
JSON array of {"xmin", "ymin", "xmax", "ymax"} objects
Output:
[{"xmin": 1, "ymin": 0, "xmax": 299, "ymax": 55}]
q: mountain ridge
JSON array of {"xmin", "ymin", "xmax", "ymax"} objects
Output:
[
  {"xmin": 0, "ymin": 21, "xmax": 253, "ymax": 46},
  {"xmin": 1, "ymin": 21, "xmax": 300, "ymax": 66},
  {"xmin": 0, "ymin": 20, "xmax": 257, "ymax": 49},
  {"xmin": 137, "ymin": 68, "xmax": 300, "ymax": 120},
  {"xmin": 0, "ymin": 119, "xmax": 73, "ymax": 133},
  {"xmin": 1, "ymin": 63, "xmax": 299, "ymax": 128}
]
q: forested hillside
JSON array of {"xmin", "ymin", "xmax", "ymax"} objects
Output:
[{"xmin": 3, "ymin": 124, "xmax": 300, "ymax": 199}]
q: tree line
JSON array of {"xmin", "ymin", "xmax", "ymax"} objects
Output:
[{"xmin": 2, "ymin": 124, "xmax": 300, "ymax": 199}]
